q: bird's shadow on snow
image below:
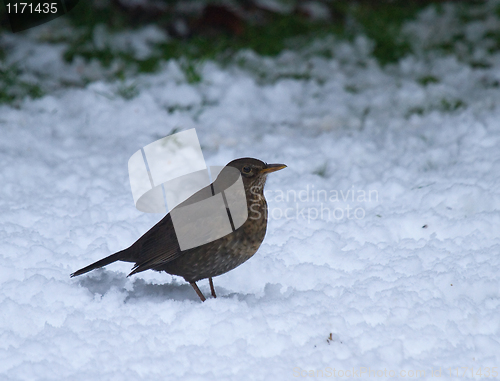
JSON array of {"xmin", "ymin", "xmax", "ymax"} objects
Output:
[{"xmin": 74, "ymin": 270, "xmax": 226, "ymax": 303}]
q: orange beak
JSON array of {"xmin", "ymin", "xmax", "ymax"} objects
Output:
[{"xmin": 260, "ymin": 163, "xmax": 287, "ymax": 174}]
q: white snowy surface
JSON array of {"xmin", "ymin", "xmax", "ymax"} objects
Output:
[{"xmin": 1, "ymin": 2, "xmax": 500, "ymax": 380}]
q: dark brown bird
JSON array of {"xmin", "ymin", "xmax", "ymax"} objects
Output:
[{"xmin": 71, "ymin": 158, "xmax": 286, "ymax": 301}]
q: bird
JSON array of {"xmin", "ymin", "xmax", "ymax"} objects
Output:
[{"xmin": 71, "ymin": 157, "xmax": 286, "ymax": 301}]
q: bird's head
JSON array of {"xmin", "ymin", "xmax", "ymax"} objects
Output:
[{"xmin": 225, "ymin": 157, "xmax": 287, "ymax": 191}]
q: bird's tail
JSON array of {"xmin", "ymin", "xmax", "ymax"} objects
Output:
[{"xmin": 70, "ymin": 249, "xmax": 128, "ymax": 277}]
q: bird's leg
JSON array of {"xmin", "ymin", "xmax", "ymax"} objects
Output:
[
  {"xmin": 209, "ymin": 277, "xmax": 217, "ymax": 298},
  {"xmin": 190, "ymin": 282, "xmax": 206, "ymax": 302}
]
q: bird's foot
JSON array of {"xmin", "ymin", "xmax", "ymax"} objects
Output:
[
  {"xmin": 190, "ymin": 282, "xmax": 206, "ymax": 302},
  {"xmin": 209, "ymin": 277, "xmax": 217, "ymax": 298}
]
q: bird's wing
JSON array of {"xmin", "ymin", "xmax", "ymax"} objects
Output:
[
  {"xmin": 128, "ymin": 214, "xmax": 182, "ymax": 276},
  {"xmin": 128, "ymin": 174, "xmax": 242, "ymax": 276},
  {"xmin": 129, "ymin": 205, "xmax": 236, "ymax": 276}
]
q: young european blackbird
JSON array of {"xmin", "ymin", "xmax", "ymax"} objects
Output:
[{"xmin": 71, "ymin": 158, "xmax": 286, "ymax": 301}]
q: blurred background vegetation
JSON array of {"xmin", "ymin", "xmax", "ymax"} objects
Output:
[{"xmin": 0, "ymin": 0, "xmax": 494, "ymax": 104}]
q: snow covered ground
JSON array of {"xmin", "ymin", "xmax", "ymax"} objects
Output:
[{"xmin": 1, "ymin": 2, "xmax": 500, "ymax": 380}]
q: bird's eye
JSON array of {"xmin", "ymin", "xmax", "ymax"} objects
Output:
[{"xmin": 242, "ymin": 166, "xmax": 251, "ymax": 173}]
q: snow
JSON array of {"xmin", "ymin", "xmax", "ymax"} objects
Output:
[{"xmin": 1, "ymin": 2, "xmax": 500, "ymax": 380}]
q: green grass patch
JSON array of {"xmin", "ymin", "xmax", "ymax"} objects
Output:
[
  {"xmin": 417, "ymin": 75, "xmax": 439, "ymax": 86},
  {"xmin": 1, "ymin": 0, "xmax": 488, "ymax": 105},
  {"xmin": 440, "ymin": 98, "xmax": 465, "ymax": 112},
  {"xmin": 0, "ymin": 64, "xmax": 44, "ymax": 104},
  {"xmin": 346, "ymin": 1, "xmax": 424, "ymax": 65},
  {"xmin": 61, "ymin": 0, "xmax": 433, "ymax": 73},
  {"xmin": 313, "ymin": 162, "xmax": 329, "ymax": 178}
]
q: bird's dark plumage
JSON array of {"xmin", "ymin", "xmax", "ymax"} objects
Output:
[{"xmin": 71, "ymin": 157, "xmax": 286, "ymax": 301}]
